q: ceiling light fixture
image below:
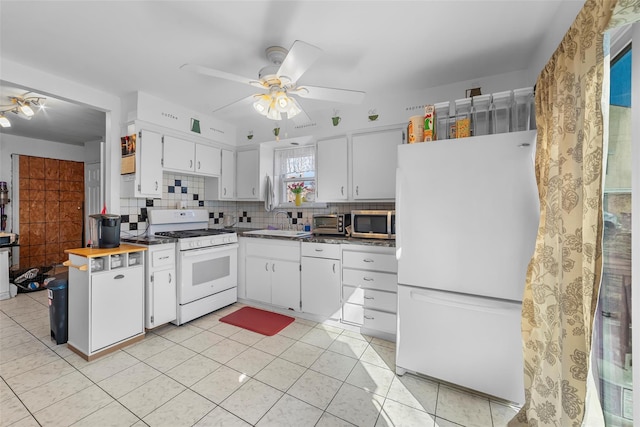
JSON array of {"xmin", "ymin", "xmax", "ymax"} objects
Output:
[
  {"xmin": 252, "ymin": 87, "xmax": 301, "ymax": 121},
  {"xmin": 0, "ymin": 95, "xmax": 47, "ymax": 128}
]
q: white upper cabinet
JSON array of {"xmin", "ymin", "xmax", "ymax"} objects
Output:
[
  {"xmin": 195, "ymin": 143, "xmax": 221, "ymax": 176},
  {"xmin": 352, "ymin": 129, "xmax": 404, "ymax": 199},
  {"xmin": 163, "ymin": 135, "xmax": 221, "ymax": 176},
  {"xmin": 220, "ymin": 149, "xmax": 235, "ymax": 199},
  {"xmin": 316, "ymin": 136, "xmax": 348, "ymax": 201},
  {"xmin": 120, "ymin": 129, "xmax": 163, "ymax": 199},
  {"xmin": 236, "ymin": 146, "xmax": 274, "ymax": 201}
]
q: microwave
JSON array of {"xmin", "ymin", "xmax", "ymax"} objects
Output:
[
  {"xmin": 0, "ymin": 232, "xmax": 17, "ymax": 246},
  {"xmin": 312, "ymin": 214, "xmax": 350, "ymax": 236},
  {"xmin": 351, "ymin": 210, "xmax": 395, "ymax": 239}
]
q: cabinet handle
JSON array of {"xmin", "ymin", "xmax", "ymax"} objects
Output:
[
  {"xmin": 190, "ymin": 160, "xmax": 193, "ymax": 168},
  {"xmin": 224, "ymin": 188, "xmax": 227, "ymax": 196},
  {"xmin": 333, "ymin": 263, "xmax": 336, "ymax": 273},
  {"xmin": 114, "ymin": 274, "xmax": 125, "ymax": 280},
  {"xmin": 272, "ymin": 263, "xmax": 275, "ymax": 272},
  {"xmin": 356, "ymin": 185, "xmax": 359, "ymax": 196},
  {"xmin": 168, "ymin": 273, "xmax": 172, "ymax": 283},
  {"xmin": 265, "ymin": 262, "xmax": 269, "ymax": 271},
  {"xmin": 159, "ymin": 256, "xmax": 169, "ymax": 260},
  {"xmin": 364, "ymin": 315, "xmax": 374, "ymax": 320},
  {"xmin": 315, "ymin": 248, "xmax": 323, "ymax": 252},
  {"xmin": 63, "ymin": 260, "xmax": 87, "ymax": 271},
  {"xmin": 155, "ymin": 181, "xmax": 159, "ymax": 191},
  {"xmin": 252, "ymin": 188, "xmax": 256, "ymax": 195},
  {"xmin": 341, "ymin": 186, "xmax": 344, "ymax": 195},
  {"xmin": 363, "ymin": 277, "xmax": 374, "ymax": 282},
  {"xmin": 198, "ymin": 161, "xmax": 201, "ymax": 170},
  {"xmin": 364, "ymin": 296, "xmax": 375, "ymax": 300},
  {"xmin": 363, "ymin": 258, "xmax": 374, "ymax": 263}
]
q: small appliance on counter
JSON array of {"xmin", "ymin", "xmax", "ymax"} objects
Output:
[
  {"xmin": 0, "ymin": 232, "xmax": 17, "ymax": 246},
  {"xmin": 351, "ymin": 210, "xmax": 395, "ymax": 239},
  {"xmin": 312, "ymin": 214, "xmax": 350, "ymax": 236},
  {"xmin": 88, "ymin": 214, "xmax": 121, "ymax": 248}
]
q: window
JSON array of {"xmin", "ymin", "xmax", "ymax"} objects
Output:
[
  {"xmin": 595, "ymin": 39, "xmax": 632, "ymax": 426},
  {"xmin": 275, "ymin": 146, "xmax": 316, "ymax": 205}
]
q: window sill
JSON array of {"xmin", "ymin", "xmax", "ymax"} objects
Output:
[{"xmin": 277, "ymin": 202, "xmax": 328, "ymax": 209}]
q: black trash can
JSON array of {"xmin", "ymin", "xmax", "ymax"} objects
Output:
[{"xmin": 46, "ymin": 279, "xmax": 68, "ymax": 345}]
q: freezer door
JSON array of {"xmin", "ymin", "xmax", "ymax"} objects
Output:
[
  {"xmin": 396, "ymin": 130, "xmax": 539, "ymax": 301},
  {"xmin": 396, "ymin": 285, "xmax": 525, "ymax": 404}
]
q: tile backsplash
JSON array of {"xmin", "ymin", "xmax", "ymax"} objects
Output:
[{"xmin": 119, "ymin": 172, "xmax": 394, "ymax": 237}]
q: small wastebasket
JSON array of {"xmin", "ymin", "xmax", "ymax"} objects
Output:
[{"xmin": 46, "ymin": 279, "xmax": 68, "ymax": 345}]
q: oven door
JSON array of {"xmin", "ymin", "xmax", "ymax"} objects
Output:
[{"xmin": 178, "ymin": 243, "xmax": 238, "ymax": 305}]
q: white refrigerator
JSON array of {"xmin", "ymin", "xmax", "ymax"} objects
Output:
[{"xmin": 395, "ymin": 130, "xmax": 539, "ymax": 404}]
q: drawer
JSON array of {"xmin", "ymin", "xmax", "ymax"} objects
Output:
[
  {"xmin": 363, "ymin": 309, "xmax": 396, "ymax": 334},
  {"xmin": 152, "ymin": 249, "xmax": 175, "ymax": 268},
  {"xmin": 343, "ymin": 251, "xmax": 397, "ymax": 273},
  {"xmin": 301, "ymin": 242, "xmax": 340, "ymax": 259},
  {"xmin": 246, "ymin": 240, "xmax": 300, "ymax": 261},
  {"xmin": 342, "ymin": 303, "xmax": 364, "ymax": 325},
  {"xmin": 363, "ymin": 289, "xmax": 397, "ymax": 313},
  {"xmin": 343, "ymin": 268, "xmax": 397, "ymax": 292}
]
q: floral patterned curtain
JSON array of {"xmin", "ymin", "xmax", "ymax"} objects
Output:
[
  {"xmin": 509, "ymin": 0, "xmax": 617, "ymax": 425},
  {"xmin": 276, "ymin": 146, "xmax": 315, "ymax": 176}
]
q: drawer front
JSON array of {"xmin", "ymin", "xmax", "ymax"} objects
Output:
[
  {"xmin": 342, "ymin": 303, "xmax": 364, "ymax": 325},
  {"xmin": 246, "ymin": 240, "xmax": 300, "ymax": 260},
  {"xmin": 343, "ymin": 268, "xmax": 397, "ymax": 292},
  {"xmin": 152, "ymin": 249, "xmax": 175, "ymax": 268},
  {"xmin": 302, "ymin": 242, "xmax": 340, "ymax": 259},
  {"xmin": 343, "ymin": 251, "xmax": 397, "ymax": 273},
  {"xmin": 363, "ymin": 289, "xmax": 397, "ymax": 313},
  {"xmin": 363, "ymin": 309, "xmax": 396, "ymax": 334},
  {"xmin": 343, "ymin": 285, "xmax": 364, "ymax": 305}
]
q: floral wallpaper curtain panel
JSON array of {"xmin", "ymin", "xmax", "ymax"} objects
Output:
[{"xmin": 509, "ymin": 0, "xmax": 617, "ymax": 425}]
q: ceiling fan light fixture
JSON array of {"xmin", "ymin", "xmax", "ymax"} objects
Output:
[
  {"xmin": 0, "ymin": 114, "xmax": 11, "ymax": 128},
  {"xmin": 253, "ymin": 94, "xmax": 270, "ymax": 114},
  {"xmin": 266, "ymin": 105, "xmax": 282, "ymax": 121},
  {"xmin": 286, "ymin": 97, "xmax": 302, "ymax": 118},
  {"xmin": 20, "ymin": 102, "xmax": 34, "ymax": 117}
]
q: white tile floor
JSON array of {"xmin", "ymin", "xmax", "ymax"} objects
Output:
[{"xmin": 0, "ymin": 291, "xmax": 520, "ymax": 426}]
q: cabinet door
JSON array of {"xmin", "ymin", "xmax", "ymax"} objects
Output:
[
  {"xmin": 151, "ymin": 268, "xmax": 176, "ymax": 327},
  {"xmin": 246, "ymin": 256, "xmax": 271, "ymax": 304},
  {"xmin": 301, "ymin": 257, "xmax": 341, "ymax": 319},
  {"xmin": 271, "ymin": 259, "xmax": 300, "ymax": 311},
  {"xmin": 195, "ymin": 144, "xmax": 221, "ymax": 176},
  {"xmin": 352, "ymin": 129, "xmax": 403, "ymax": 199},
  {"xmin": 91, "ymin": 266, "xmax": 143, "ymax": 352},
  {"xmin": 138, "ymin": 130, "xmax": 163, "ymax": 197},
  {"xmin": 163, "ymin": 135, "xmax": 195, "ymax": 172},
  {"xmin": 317, "ymin": 136, "xmax": 348, "ymax": 201},
  {"xmin": 236, "ymin": 149, "xmax": 259, "ymax": 199},
  {"xmin": 220, "ymin": 149, "xmax": 235, "ymax": 199}
]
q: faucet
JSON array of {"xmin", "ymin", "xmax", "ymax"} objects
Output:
[{"xmin": 273, "ymin": 210, "xmax": 290, "ymax": 230}]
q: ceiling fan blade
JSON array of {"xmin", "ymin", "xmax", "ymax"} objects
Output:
[
  {"xmin": 292, "ymin": 85, "xmax": 366, "ymax": 104},
  {"xmin": 277, "ymin": 40, "xmax": 322, "ymax": 84},
  {"xmin": 212, "ymin": 94, "xmax": 257, "ymax": 114},
  {"xmin": 181, "ymin": 63, "xmax": 265, "ymax": 89},
  {"xmin": 289, "ymin": 97, "xmax": 312, "ymax": 126}
]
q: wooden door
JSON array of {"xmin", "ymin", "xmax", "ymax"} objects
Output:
[{"xmin": 18, "ymin": 155, "xmax": 84, "ymax": 268}]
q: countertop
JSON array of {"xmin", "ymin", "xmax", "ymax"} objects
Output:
[
  {"xmin": 64, "ymin": 244, "xmax": 147, "ymax": 258},
  {"xmin": 238, "ymin": 228, "xmax": 396, "ymax": 247},
  {"xmin": 121, "ymin": 236, "xmax": 178, "ymax": 246}
]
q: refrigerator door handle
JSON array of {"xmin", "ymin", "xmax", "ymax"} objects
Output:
[
  {"xmin": 395, "ymin": 166, "xmax": 403, "ymax": 261},
  {"xmin": 410, "ymin": 289, "xmax": 518, "ymax": 316}
]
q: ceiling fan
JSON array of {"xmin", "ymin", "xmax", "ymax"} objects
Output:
[{"xmin": 181, "ymin": 40, "xmax": 365, "ymax": 123}]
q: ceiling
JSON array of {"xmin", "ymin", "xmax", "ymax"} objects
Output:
[{"xmin": 0, "ymin": 1, "xmax": 584, "ymax": 145}]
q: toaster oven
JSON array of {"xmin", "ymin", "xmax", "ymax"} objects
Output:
[{"xmin": 312, "ymin": 214, "xmax": 350, "ymax": 236}]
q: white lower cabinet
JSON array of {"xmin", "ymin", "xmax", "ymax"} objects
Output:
[
  {"xmin": 66, "ymin": 246, "xmax": 146, "ymax": 360},
  {"xmin": 341, "ymin": 245, "xmax": 398, "ymax": 337},
  {"xmin": 245, "ymin": 239, "xmax": 301, "ymax": 311},
  {"xmin": 301, "ymin": 242, "xmax": 341, "ymax": 320},
  {"xmin": 143, "ymin": 243, "xmax": 176, "ymax": 329}
]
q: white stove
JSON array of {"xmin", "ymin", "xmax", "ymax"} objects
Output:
[{"xmin": 148, "ymin": 209, "xmax": 238, "ymax": 325}]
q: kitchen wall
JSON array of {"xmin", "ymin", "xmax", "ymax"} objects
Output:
[{"xmin": 119, "ymin": 172, "xmax": 393, "ymax": 236}]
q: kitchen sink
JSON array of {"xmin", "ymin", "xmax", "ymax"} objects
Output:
[{"xmin": 243, "ymin": 229, "xmax": 313, "ymax": 238}]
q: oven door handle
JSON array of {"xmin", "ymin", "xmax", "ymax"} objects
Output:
[{"xmin": 181, "ymin": 243, "xmax": 239, "ymax": 258}]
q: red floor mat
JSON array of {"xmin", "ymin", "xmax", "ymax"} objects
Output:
[{"xmin": 219, "ymin": 306, "xmax": 295, "ymax": 336}]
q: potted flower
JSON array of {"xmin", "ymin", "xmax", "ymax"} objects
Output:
[{"xmin": 288, "ymin": 182, "xmax": 305, "ymax": 206}]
